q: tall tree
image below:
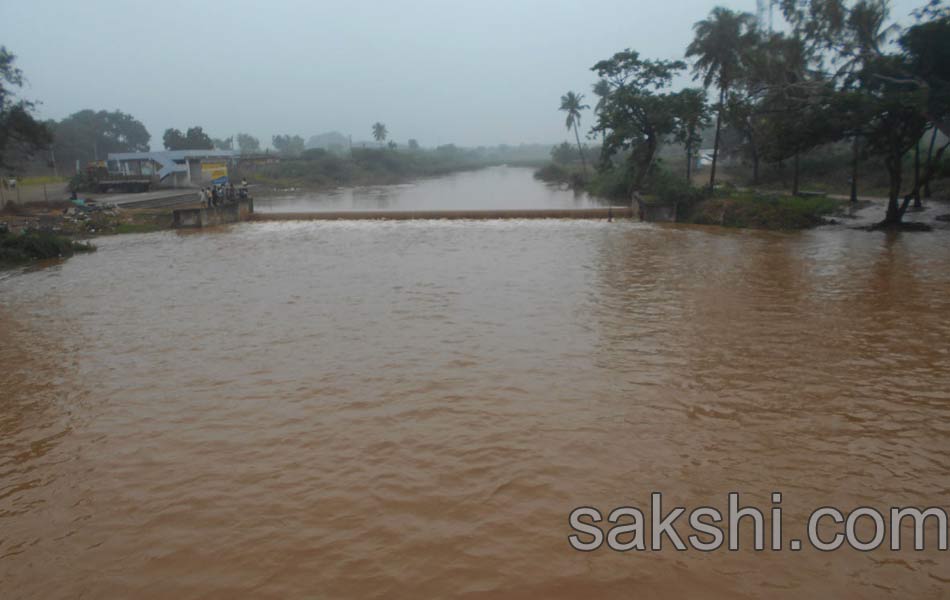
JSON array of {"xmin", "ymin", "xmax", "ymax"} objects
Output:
[
  {"xmin": 732, "ymin": 32, "xmax": 811, "ymax": 188},
  {"xmin": 901, "ymin": 2, "xmax": 950, "ymax": 199},
  {"xmin": 272, "ymin": 134, "xmax": 305, "ymax": 156},
  {"xmin": 686, "ymin": 7, "xmax": 758, "ymax": 191},
  {"xmin": 757, "ymin": 77, "xmax": 844, "ymax": 196},
  {"xmin": 672, "ymin": 88, "xmax": 710, "ymax": 182},
  {"xmin": 778, "ymin": 0, "xmax": 949, "ymax": 226},
  {"xmin": 559, "ymin": 91, "xmax": 590, "ymax": 173},
  {"xmin": 591, "ymin": 50, "xmax": 688, "ymax": 194},
  {"xmin": 163, "ymin": 126, "xmax": 213, "ymax": 150},
  {"xmin": 236, "ymin": 133, "xmax": 260, "ymax": 154},
  {"xmin": 49, "ymin": 109, "xmax": 149, "ymax": 171},
  {"xmin": 0, "ymin": 47, "xmax": 52, "ymax": 171},
  {"xmin": 372, "ymin": 122, "xmax": 388, "ymax": 145}
]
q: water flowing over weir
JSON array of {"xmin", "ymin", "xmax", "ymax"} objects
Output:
[
  {"xmin": 250, "ymin": 207, "xmax": 633, "ymax": 221},
  {"xmin": 1, "ymin": 168, "xmax": 950, "ymax": 598}
]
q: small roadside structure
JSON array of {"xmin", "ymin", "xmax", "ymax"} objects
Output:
[{"xmin": 106, "ymin": 150, "xmax": 237, "ymax": 189}]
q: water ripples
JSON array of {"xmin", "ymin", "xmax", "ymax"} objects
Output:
[{"xmin": 0, "ymin": 213, "xmax": 949, "ymax": 597}]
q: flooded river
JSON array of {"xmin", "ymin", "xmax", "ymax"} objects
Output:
[
  {"xmin": 254, "ymin": 164, "xmax": 606, "ymax": 212},
  {"xmin": 1, "ymin": 168, "xmax": 950, "ymax": 598}
]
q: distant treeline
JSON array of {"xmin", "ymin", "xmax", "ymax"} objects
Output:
[{"xmin": 243, "ymin": 145, "xmax": 549, "ymax": 189}]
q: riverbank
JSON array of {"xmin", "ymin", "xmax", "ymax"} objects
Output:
[
  {"xmin": 0, "ymin": 201, "xmax": 178, "ymax": 237},
  {"xmin": 536, "ymin": 163, "xmax": 846, "ymax": 230},
  {"xmin": 535, "ymin": 162, "xmax": 950, "ymax": 231},
  {"xmin": 663, "ymin": 191, "xmax": 845, "ymax": 230}
]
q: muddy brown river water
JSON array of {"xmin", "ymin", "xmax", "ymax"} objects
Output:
[{"xmin": 1, "ymin": 168, "xmax": 950, "ymax": 598}]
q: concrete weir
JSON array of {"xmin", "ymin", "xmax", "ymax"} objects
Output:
[
  {"xmin": 250, "ymin": 207, "xmax": 634, "ymax": 222},
  {"xmin": 173, "ymin": 198, "xmax": 254, "ymax": 228}
]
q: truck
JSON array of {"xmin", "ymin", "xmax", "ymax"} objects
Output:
[{"xmin": 85, "ymin": 161, "xmax": 152, "ymax": 193}]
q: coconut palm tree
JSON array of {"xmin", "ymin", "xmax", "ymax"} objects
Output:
[
  {"xmin": 686, "ymin": 7, "xmax": 757, "ymax": 191},
  {"xmin": 559, "ymin": 91, "xmax": 590, "ymax": 173},
  {"xmin": 372, "ymin": 122, "xmax": 388, "ymax": 146}
]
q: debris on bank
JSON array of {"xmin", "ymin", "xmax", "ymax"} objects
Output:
[{"xmin": 0, "ymin": 197, "xmax": 174, "ymax": 237}]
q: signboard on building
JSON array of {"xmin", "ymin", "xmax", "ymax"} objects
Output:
[{"xmin": 201, "ymin": 161, "xmax": 228, "ymax": 185}]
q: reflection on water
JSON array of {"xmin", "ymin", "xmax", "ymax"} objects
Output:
[
  {"xmin": 255, "ymin": 165, "xmax": 605, "ymax": 212},
  {"xmin": 1, "ymin": 185, "xmax": 950, "ymax": 598}
]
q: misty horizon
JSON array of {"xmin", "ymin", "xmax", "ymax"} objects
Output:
[{"xmin": 0, "ymin": 0, "xmax": 926, "ymax": 151}]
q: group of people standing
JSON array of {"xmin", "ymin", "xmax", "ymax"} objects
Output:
[{"xmin": 200, "ymin": 179, "xmax": 248, "ymax": 208}]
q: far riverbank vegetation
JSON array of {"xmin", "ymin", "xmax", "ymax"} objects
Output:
[
  {"xmin": 538, "ymin": 0, "xmax": 950, "ymax": 230},
  {"xmin": 243, "ymin": 143, "xmax": 549, "ymax": 190},
  {"xmin": 0, "ymin": 0, "xmax": 948, "ymax": 239}
]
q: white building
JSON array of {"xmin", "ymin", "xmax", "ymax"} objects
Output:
[{"xmin": 106, "ymin": 150, "xmax": 237, "ymax": 187}]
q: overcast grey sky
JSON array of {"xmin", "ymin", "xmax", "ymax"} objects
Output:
[{"xmin": 0, "ymin": 0, "xmax": 928, "ymax": 149}]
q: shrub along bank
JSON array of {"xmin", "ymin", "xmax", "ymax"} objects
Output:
[
  {"xmin": 0, "ymin": 229, "xmax": 95, "ymax": 266},
  {"xmin": 535, "ymin": 162, "xmax": 844, "ymax": 230}
]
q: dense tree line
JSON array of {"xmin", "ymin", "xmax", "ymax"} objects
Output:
[
  {"xmin": 0, "ymin": 47, "xmax": 52, "ymax": 171},
  {"xmin": 0, "ymin": 57, "xmax": 152, "ymax": 173},
  {"xmin": 566, "ymin": 0, "xmax": 949, "ymax": 227},
  {"xmin": 163, "ymin": 126, "xmax": 213, "ymax": 150},
  {"xmin": 272, "ymin": 134, "xmax": 305, "ymax": 156},
  {"xmin": 0, "ymin": 49, "xmax": 253, "ymax": 173}
]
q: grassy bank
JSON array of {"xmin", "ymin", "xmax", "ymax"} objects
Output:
[
  {"xmin": 0, "ymin": 230, "xmax": 95, "ymax": 266},
  {"xmin": 535, "ymin": 161, "xmax": 845, "ymax": 230},
  {"xmin": 86, "ymin": 208, "xmax": 173, "ymax": 235},
  {"xmin": 677, "ymin": 192, "xmax": 843, "ymax": 229}
]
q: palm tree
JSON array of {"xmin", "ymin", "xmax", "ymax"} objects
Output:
[
  {"xmin": 372, "ymin": 122, "xmax": 388, "ymax": 146},
  {"xmin": 559, "ymin": 91, "xmax": 590, "ymax": 173},
  {"xmin": 592, "ymin": 79, "xmax": 611, "ymax": 146},
  {"xmin": 686, "ymin": 7, "xmax": 757, "ymax": 191}
]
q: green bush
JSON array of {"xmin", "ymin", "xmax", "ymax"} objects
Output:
[
  {"xmin": 534, "ymin": 163, "xmax": 571, "ymax": 183},
  {"xmin": 688, "ymin": 192, "xmax": 842, "ymax": 230},
  {"xmin": 586, "ymin": 163, "xmax": 633, "ymax": 200},
  {"xmin": 0, "ymin": 231, "xmax": 96, "ymax": 265},
  {"xmin": 644, "ymin": 169, "xmax": 707, "ymax": 214}
]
